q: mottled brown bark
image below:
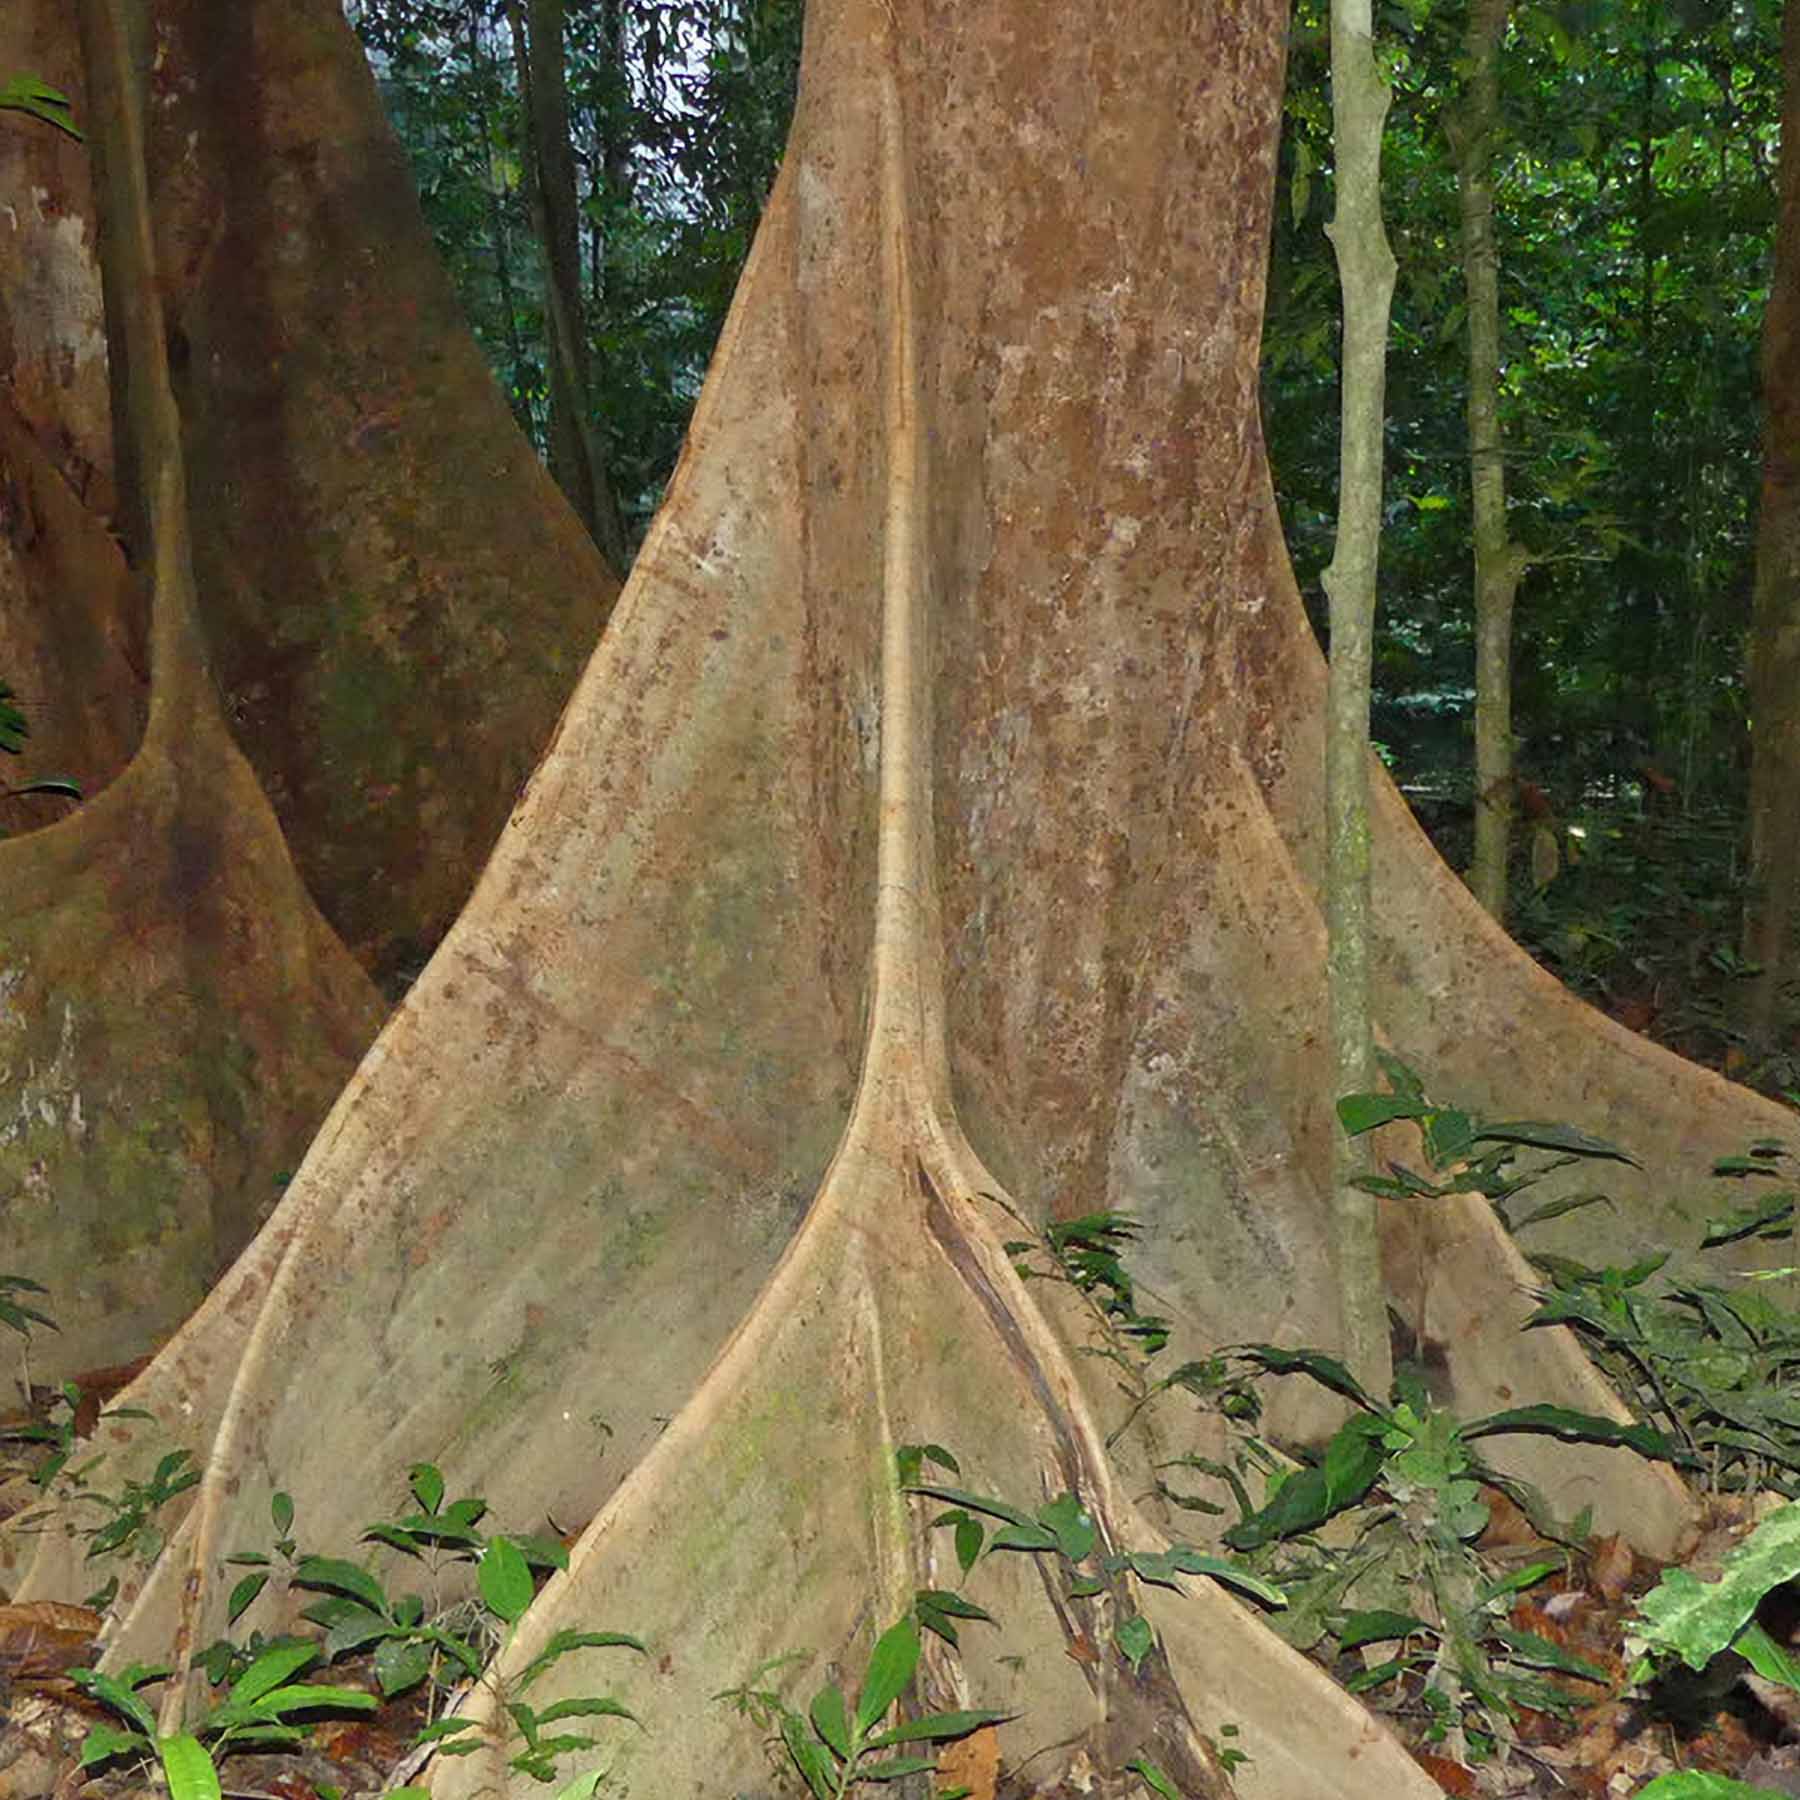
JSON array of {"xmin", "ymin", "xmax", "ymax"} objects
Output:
[
  {"xmin": 144, "ymin": 0, "xmax": 612, "ymax": 988},
  {"xmin": 1743, "ymin": 0, "xmax": 1800, "ymax": 1050}
]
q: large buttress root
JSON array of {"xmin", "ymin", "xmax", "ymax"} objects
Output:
[{"xmin": 8, "ymin": 0, "xmax": 1784, "ymax": 1792}]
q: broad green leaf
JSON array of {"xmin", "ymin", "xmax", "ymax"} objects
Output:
[
  {"xmin": 1121, "ymin": 1547, "xmax": 1286, "ymax": 1607},
  {"xmin": 1337, "ymin": 1092, "xmax": 1429, "ymax": 1134},
  {"xmin": 1736, "ymin": 1621, "xmax": 1800, "ymax": 1692},
  {"xmin": 810, "ymin": 1684, "xmax": 851, "ymax": 1758},
  {"xmin": 1475, "ymin": 1121, "xmax": 1635, "ymax": 1164},
  {"xmin": 1116, "ymin": 1614, "xmax": 1154, "ymax": 1673},
  {"xmin": 1635, "ymin": 1775, "xmax": 1795, "ymax": 1798},
  {"xmin": 271, "ymin": 1491, "xmax": 294, "ymax": 1535},
  {"xmin": 862, "ymin": 1708, "xmax": 1012, "ymax": 1749},
  {"xmin": 0, "ymin": 74, "xmax": 80, "ymax": 139},
  {"xmin": 479, "ymin": 1535, "xmax": 535, "ymax": 1623},
  {"xmin": 906, "ymin": 1484, "xmax": 1039, "ymax": 1532},
  {"xmin": 855, "ymin": 1616, "xmax": 920, "ymax": 1735},
  {"xmin": 226, "ymin": 1570, "xmax": 269, "ymax": 1624},
  {"xmin": 916, "ymin": 1589, "xmax": 994, "ymax": 1623},
  {"xmin": 512, "ymin": 1532, "xmax": 571, "ymax": 1571},
  {"xmin": 1344, "ymin": 1656, "xmax": 1415, "ymax": 1692},
  {"xmin": 1127, "ymin": 1753, "xmax": 1180, "ymax": 1798},
  {"xmin": 1464, "ymin": 1404, "xmax": 1676, "ymax": 1461},
  {"xmin": 293, "ymin": 1555, "xmax": 389, "ymax": 1613},
  {"xmin": 989, "ymin": 1522, "xmax": 1059, "ymax": 1552},
  {"xmin": 781, "ymin": 1714, "xmax": 837, "ymax": 1799},
  {"xmin": 228, "ymin": 1641, "xmax": 317, "ymax": 1706},
  {"xmin": 536, "ymin": 1695, "xmax": 636, "ymax": 1727},
  {"xmin": 1477, "ymin": 1560, "xmax": 1562, "ymax": 1603},
  {"xmin": 1422, "ymin": 1107, "xmax": 1477, "ymax": 1166},
  {"xmin": 955, "ymin": 1514, "xmax": 983, "ymax": 1573},
  {"xmin": 1491, "ymin": 1626, "xmax": 1607, "ymax": 1682},
  {"xmin": 320, "ymin": 1601, "xmax": 393, "ymax": 1660},
  {"xmin": 854, "ymin": 1755, "xmax": 937, "ymax": 1780},
  {"xmin": 374, "ymin": 1635, "xmax": 435, "ymax": 1697},
  {"xmin": 72, "ymin": 1667, "xmax": 159, "ymax": 1739},
  {"xmin": 236, "ymin": 1682, "xmax": 376, "ymax": 1722},
  {"xmin": 1508, "ymin": 1191, "xmax": 1614, "ymax": 1231},
  {"xmin": 1235, "ymin": 1345, "xmax": 1375, "ymax": 1410},
  {"xmin": 409, "ymin": 1463, "xmax": 445, "ymax": 1514},
  {"xmin": 1631, "ymin": 1502, "xmax": 1800, "ymax": 1670},
  {"xmin": 79, "ymin": 1722, "xmax": 148, "ymax": 1767},
  {"xmin": 1338, "ymin": 1609, "xmax": 1429, "ymax": 1650},
  {"xmin": 155, "ymin": 1733, "xmax": 222, "ymax": 1800},
  {"xmin": 1038, "ymin": 1492, "xmax": 1096, "ymax": 1562},
  {"xmin": 414, "ymin": 1717, "xmax": 482, "ymax": 1745}
]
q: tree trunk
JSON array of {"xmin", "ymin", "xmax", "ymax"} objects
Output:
[
  {"xmin": 143, "ymin": 0, "xmax": 614, "ymax": 988},
  {"xmin": 508, "ymin": 0, "xmax": 631, "ymax": 574},
  {"xmin": 5, "ymin": 0, "xmax": 1781, "ymax": 1794},
  {"xmin": 1455, "ymin": 0, "xmax": 1532, "ymax": 926},
  {"xmin": 1742, "ymin": 0, "xmax": 1800, "ymax": 1054},
  {"xmin": 0, "ymin": 0, "xmax": 612, "ymax": 1370},
  {"xmin": 1321, "ymin": 0, "xmax": 1398, "ymax": 1398}
]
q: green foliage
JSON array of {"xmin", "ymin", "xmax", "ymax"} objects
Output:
[
  {"xmin": 0, "ymin": 682, "xmax": 82, "ymax": 824},
  {"xmin": 1528, "ymin": 1244, "xmax": 1800, "ymax": 1497},
  {"xmin": 1207, "ymin": 1347, "xmax": 1623, "ymax": 1756},
  {"xmin": 0, "ymin": 72, "xmax": 79, "ymax": 139},
  {"xmin": 1265, "ymin": 0, "xmax": 1777, "ymax": 884},
  {"xmin": 1629, "ymin": 1500, "xmax": 1800, "ymax": 1800},
  {"xmin": 716, "ymin": 1617, "xmax": 1008, "ymax": 1799},
  {"xmin": 1337, "ymin": 1051, "xmax": 1631, "ymax": 1227},
  {"xmin": 74, "ymin": 1641, "xmax": 376, "ymax": 1783},
  {"xmin": 347, "ymin": 0, "xmax": 801, "ymax": 547},
  {"xmin": 211, "ymin": 1468, "xmax": 643, "ymax": 1788}
]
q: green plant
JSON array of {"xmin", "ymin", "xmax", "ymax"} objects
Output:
[
  {"xmin": 716, "ymin": 1614, "xmax": 1008, "ymax": 1799},
  {"xmin": 1528, "ymin": 1246, "xmax": 1800, "ymax": 1497},
  {"xmin": 0, "ymin": 1271, "xmax": 54, "ymax": 1407},
  {"xmin": 74, "ymin": 1640, "xmax": 375, "ymax": 1796},
  {"xmin": 0, "ymin": 74, "xmax": 79, "ymax": 138},
  {"xmin": 1628, "ymin": 1499, "xmax": 1800, "ymax": 1800},
  {"xmin": 0, "ymin": 682, "xmax": 82, "ymax": 821},
  {"xmin": 219, "ymin": 1466, "xmax": 644, "ymax": 1787},
  {"xmin": 1336, "ymin": 1050, "xmax": 1634, "ymax": 1230},
  {"xmin": 1190, "ymin": 1345, "xmax": 1641, "ymax": 1761}
]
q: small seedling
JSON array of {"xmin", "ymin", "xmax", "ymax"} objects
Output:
[
  {"xmin": 717, "ymin": 1614, "xmax": 1008, "ymax": 1799},
  {"xmin": 75, "ymin": 1641, "xmax": 375, "ymax": 1795}
]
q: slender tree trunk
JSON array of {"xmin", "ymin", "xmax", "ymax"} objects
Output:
[
  {"xmin": 1454, "ymin": 0, "xmax": 1531, "ymax": 923},
  {"xmin": 468, "ymin": 2, "xmax": 533, "ymax": 439},
  {"xmin": 1321, "ymin": 0, "xmax": 1397, "ymax": 1397},
  {"xmin": 1742, "ymin": 0, "xmax": 1800, "ymax": 1053},
  {"xmin": 509, "ymin": 0, "xmax": 630, "ymax": 573}
]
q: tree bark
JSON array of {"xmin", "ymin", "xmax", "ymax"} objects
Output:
[
  {"xmin": 1742, "ymin": 0, "xmax": 1800, "ymax": 1054},
  {"xmin": 1455, "ymin": 0, "xmax": 1532, "ymax": 926},
  {"xmin": 5, "ymin": 1, "xmax": 1777, "ymax": 1794},
  {"xmin": 509, "ymin": 0, "xmax": 631, "ymax": 574},
  {"xmin": 1321, "ymin": 0, "xmax": 1397, "ymax": 1397},
  {"xmin": 0, "ymin": 0, "xmax": 615, "ymax": 1370}
]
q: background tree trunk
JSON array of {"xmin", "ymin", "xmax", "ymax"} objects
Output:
[
  {"xmin": 0, "ymin": 0, "xmax": 615, "ymax": 1369},
  {"xmin": 1742, "ymin": 0, "xmax": 1800, "ymax": 1053},
  {"xmin": 2, "ymin": 0, "xmax": 1775, "ymax": 1792},
  {"xmin": 1456, "ymin": 0, "xmax": 1532, "ymax": 925},
  {"xmin": 509, "ymin": 0, "xmax": 631, "ymax": 574}
]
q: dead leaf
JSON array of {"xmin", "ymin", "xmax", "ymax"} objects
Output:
[
  {"xmin": 0, "ymin": 1600, "xmax": 102, "ymax": 1678},
  {"xmin": 936, "ymin": 1722, "xmax": 1001, "ymax": 1800}
]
